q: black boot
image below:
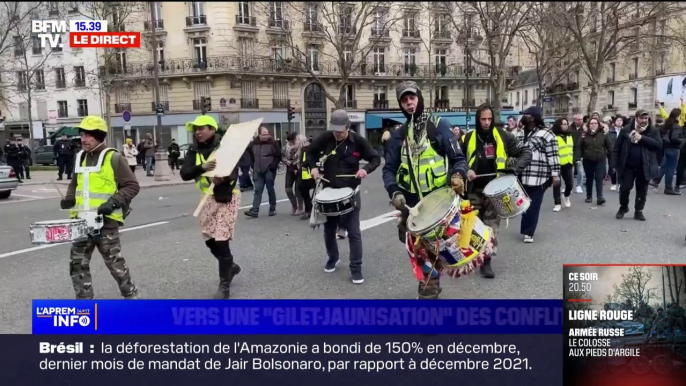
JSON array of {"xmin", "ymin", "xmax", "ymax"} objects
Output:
[
  {"xmin": 480, "ymin": 258, "xmax": 495, "ymax": 278},
  {"xmin": 214, "ymin": 259, "xmax": 234, "ymax": 299},
  {"xmin": 616, "ymin": 207, "xmax": 628, "ymax": 219},
  {"xmin": 417, "ymin": 276, "xmax": 442, "ymax": 299},
  {"xmin": 634, "ymin": 210, "xmax": 646, "ymax": 221}
]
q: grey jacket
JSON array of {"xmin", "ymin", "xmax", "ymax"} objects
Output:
[{"xmin": 249, "ymin": 138, "xmax": 281, "ymax": 173}]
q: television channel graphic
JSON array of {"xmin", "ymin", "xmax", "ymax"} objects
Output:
[{"xmin": 563, "ymin": 264, "xmax": 686, "ymax": 386}]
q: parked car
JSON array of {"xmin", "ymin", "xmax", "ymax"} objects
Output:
[
  {"xmin": 34, "ymin": 145, "xmax": 57, "ymax": 165},
  {"xmin": 0, "ymin": 162, "xmax": 19, "ymax": 199}
]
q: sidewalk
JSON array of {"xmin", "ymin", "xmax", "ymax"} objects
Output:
[{"xmin": 21, "ymin": 168, "xmax": 193, "ymax": 189}]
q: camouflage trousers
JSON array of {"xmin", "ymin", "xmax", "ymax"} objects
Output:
[
  {"xmin": 69, "ymin": 227, "xmax": 137, "ymax": 299},
  {"xmin": 467, "ymin": 190, "xmax": 501, "ymax": 255}
]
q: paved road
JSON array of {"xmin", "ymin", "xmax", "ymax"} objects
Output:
[{"xmin": 1, "ymin": 173, "xmax": 685, "ymax": 333}]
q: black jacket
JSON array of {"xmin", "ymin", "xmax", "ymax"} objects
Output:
[
  {"xmin": 307, "ymin": 131, "xmax": 381, "ymax": 190},
  {"xmin": 612, "ymin": 124, "xmax": 661, "ymax": 180},
  {"xmin": 53, "ymin": 140, "xmax": 74, "ymax": 157},
  {"xmin": 580, "ymin": 129, "xmax": 613, "ymax": 163},
  {"xmin": 4, "ymin": 144, "xmax": 21, "ymax": 161},
  {"xmin": 180, "ymin": 135, "xmax": 238, "ymax": 203},
  {"xmin": 168, "ymin": 142, "xmax": 180, "ymax": 157},
  {"xmin": 662, "ymin": 123, "xmax": 684, "ymax": 150}
]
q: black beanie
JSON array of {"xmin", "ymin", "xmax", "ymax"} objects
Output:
[{"xmin": 79, "ymin": 129, "xmax": 107, "ymax": 143}]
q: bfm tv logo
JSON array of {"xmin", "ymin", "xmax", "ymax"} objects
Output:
[{"xmin": 36, "ymin": 307, "xmax": 92, "ymax": 327}]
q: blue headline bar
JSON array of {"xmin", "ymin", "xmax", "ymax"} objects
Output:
[{"xmin": 32, "ymin": 299, "xmax": 563, "ymax": 335}]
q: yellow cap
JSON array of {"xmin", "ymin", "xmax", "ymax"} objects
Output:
[
  {"xmin": 76, "ymin": 116, "xmax": 108, "ymax": 133},
  {"xmin": 185, "ymin": 115, "xmax": 218, "ymax": 132}
]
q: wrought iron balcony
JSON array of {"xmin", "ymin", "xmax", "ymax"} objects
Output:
[
  {"xmin": 402, "ymin": 29, "xmax": 420, "ymax": 38},
  {"xmin": 193, "ymin": 99, "xmax": 211, "ymax": 111},
  {"xmin": 371, "ymin": 28, "xmax": 390, "ymax": 37},
  {"xmin": 240, "ymin": 98, "xmax": 259, "ymax": 108},
  {"xmin": 272, "ymin": 99, "xmax": 289, "ymax": 108},
  {"xmin": 462, "ymin": 99, "xmax": 475, "ymax": 107},
  {"xmin": 344, "ymin": 100, "xmax": 357, "ymax": 109},
  {"xmin": 144, "ymin": 20, "xmax": 165, "ymax": 30},
  {"xmin": 628, "ymin": 102, "xmax": 637, "ymax": 109},
  {"xmin": 373, "ymin": 100, "xmax": 389, "ymax": 109},
  {"xmin": 186, "ymin": 15, "xmax": 207, "ymax": 26},
  {"xmin": 115, "ymin": 103, "xmax": 131, "ymax": 113},
  {"xmin": 435, "ymin": 99, "xmax": 449, "ymax": 109},
  {"xmin": 236, "ymin": 15, "xmax": 257, "ymax": 27}
]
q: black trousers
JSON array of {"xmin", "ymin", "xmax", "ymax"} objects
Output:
[
  {"xmin": 57, "ymin": 154, "xmax": 73, "ymax": 178},
  {"xmin": 168, "ymin": 156, "xmax": 180, "ymax": 170},
  {"xmin": 677, "ymin": 149, "xmax": 686, "ymax": 188},
  {"xmin": 619, "ymin": 166, "xmax": 649, "ymax": 211},
  {"xmin": 298, "ymin": 178, "xmax": 316, "ymax": 213},
  {"xmin": 553, "ymin": 163, "xmax": 574, "ymax": 204},
  {"xmin": 521, "ymin": 181, "xmax": 550, "ymax": 237},
  {"xmin": 8, "ymin": 160, "xmax": 23, "ymax": 181},
  {"xmin": 583, "ymin": 159, "xmax": 606, "ymax": 199},
  {"xmin": 324, "ymin": 192, "xmax": 362, "ymax": 272}
]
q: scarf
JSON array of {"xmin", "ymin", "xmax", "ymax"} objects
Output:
[
  {"xmin": 284, "ymin": 137, "xmax": 303, "ymax": 166},
  {"xmin": 408, "ymin": 110, "xmax": 432, "ymax": 152}
]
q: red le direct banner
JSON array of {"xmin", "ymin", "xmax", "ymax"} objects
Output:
[{"xmin": 70, "ymin": 32, "xmax": 141, "ymax": 48}]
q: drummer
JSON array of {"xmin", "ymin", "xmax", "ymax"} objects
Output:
[
  {"xmin": 382, "ymin": 81, "xmax": 469, "ymax": 299},
  {"xmin": 180, "ymin": 115, "xmax": 242, "ymax": 299},
  {"xmin": 307, "ymin": 109, "xmax": 381, "ymax": 284},
  {"xmin": 60, "ymin": 116, "xmax": 140, "ymax": 299},
  {"xmin": 460, "ymin": 105, "xmax": 532, "ymax": 278}
]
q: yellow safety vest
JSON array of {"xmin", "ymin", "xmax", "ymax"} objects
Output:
[
  {"xmin": 301, "ymin": 152, "xmax": 311, "ymax": 180},
  {"xmin": 70, "ymin": 149, "xmax": 124, "ymax": 224},
  {"xmin": 466, "ymin": 129, "xmax": 507, "ymax": 175},
  {"xmin": 557, "ymin": 135, "xmax": 574, "ymax": 165},
  {"xmin": 194, "ymin": 149, "xmax": 238, "ymax": 195},
  {"xmin": 396, "ymin": 117, "xmax": 448, "ymax": 198}
]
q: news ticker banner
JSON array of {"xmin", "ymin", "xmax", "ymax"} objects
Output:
[
  {"xmin": 32, "ymin": 20, "xmax": 140, "ymax": 49},
  {"xmin": 0, "ymin": 334, "xmax": 562, "ymax": 386},
  {"xmin": 562, "ymin": 264, "xmax": 686, "ymax": 386},
  {"xmin": 32, "ymin": 299, "xmax": 562, "ymax": 335}
]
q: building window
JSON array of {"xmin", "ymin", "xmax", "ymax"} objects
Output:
[
  {"xmin": 238, "ymin": 38, "xmax": 253, "ymax": 58},
  {"xmin": 524, "ymin": 90, "xmax": 528, "ymax": 105},
  {"xmin": 374, "ymin": 86, "xmax": 387, "ymax": 101},
  {"xmin": 157, "ymin": 41, "xmax": 164, "ymax": 63},
  {"xmin": 610, "ymin": 63, "xmax": 615, "ymax": 82},
  {"xmin": 403, "ymin": 48, "xmax": 416, "ymax": 74},
  {"xmin": 241, "ymin": 81, "xmax": 257, "ymax": 108},
  {"xmin": 608, "ymin": 90, "xmax": 615, "ymax": 107},
  {"xmin": 372, "ymin": 10, "xmax": 385, "ymax": 35},
  {"xmin": 630, "ymin": 88, "xmax": 637, "ymax": 106},
  {"xmin": 35, "ymin": 69, "xmax": 45, "ymax": 90},
  {"xmin": 435, "ymin": 49, "xmax": 447, "ymax": 75},
  {"xmin": 152, "ymin": 2, "xmax": 162, "ymax": 24},
  {"xmin": 307, "ymin": 45, "xmax": 319, "ymax": 71},
  {"xmin": 58, "ymin": 101, "xmax": 68, "ymax": 118},
  {"xmin": 77, "ymin": 99, "xmax": 88, "ymax": 117},
  {"xmin": 193, "ymin": 38, "xmax": 207, "ymax": 64},
  {"xmin": 516, "ymin": 92, "xmax": 520, "ymax": 106},
  {"xmin": 435, "ymin": 85, "xmax": 448, "ymax": 100},
  {"xmin": 306, "ymin": 3, "xmax": 318, "ymax": 27},
  {"xmin": 55, "ymin": 67, "xmax": 66, "ymax": 88},
  {"xmin": 632, "ymin": 58, "xmax": 638, "ymax": 78},
  {"xmin": 16, "ymin": 71, "xmax": 28, "ymax": 91},
  {"xmin": 373, "ymin": 47, "xmax": 385, "ymax": 74},
  {"xmin": 32, "ymin": 35, "xmax": 42, "ymax": 55},
  {"xmin": 345, "ymin": 84, "xmax": 355, "ymax": 108},
  {"xmin": 190, "ymin": 1, "xmax": 203, "ymax": 17},
  {"xmin": 238, "ymin": 1, "xmax": 251, "ymax": 24},
  {"xmin": 271, "ymin": 2, "xmax": 283, "ymax": 28},
  {"xmin": 13, "ymin": 36, "xmax": 23, "ymax": 55},
  {"xmin": 403, "ymin": 13, "xmax": 417, "ymax": 36},
  {"xmin": 340, "ymin": 6, "xmax": 353, "ymax": 33},
  {"xmin": 272, "ymin": 82, "xmax": 289, "ymax": 106},
  {"xmin": 74, "ymin": 66, "xmax": 86, "ymax": 87},
  {"xmin": 116, "ymin": 49, "xmax": 127, "ymax": 72},
  {"xmin": 343, "ymin": 47, "xmax": 352, "ymax": 64}
]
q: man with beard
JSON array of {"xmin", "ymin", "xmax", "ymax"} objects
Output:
[
  {"xmin": 612, "ymin": 110, "xmax": 661, "ymax": 221},
  {"xmin": 460, "ymin": 105, "xmax": 532, "ymax": 276},
  {"xmin": 383, "ymin": 81, "xmax": 468, "ymax": 298}
]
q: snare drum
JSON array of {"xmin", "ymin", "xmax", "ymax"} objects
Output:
[
  {"xmin": 406, "ymin": 188, "xmax": 460, "ymax": 248},
  {"xmin": 30, "ymin": 219, "xmax": 89, "ymax": 245},
  {"xmin": 483, "ymin": 175, "xmax": 531, "ymax": 219},
  {"xmin": 314, "ymin": 187, "xmax": 357, "ymax": 216}
]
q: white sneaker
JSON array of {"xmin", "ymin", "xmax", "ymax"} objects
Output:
[
  {"xmin": 563, "ymin": 196, "xmax": 571, "ymax": 208},
  {"xmin": 575, "ymin": 186, "xmax": 583, "ymax": 194},
  {"xmin": 553, "ymin": 205, "xmax": 561, "ymax": 212},
  {"xmin": 523, "ymin": 235, "xmax": 534, "ymax": 243},
  {"xmin": 337, "ymin": 230, "xmax": 348, "ymax": 239},
  {"xmin": 610, "ymin": 185, "xmax": 617, "ymax": 191}
]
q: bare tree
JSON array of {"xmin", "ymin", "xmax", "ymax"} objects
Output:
[
  {"xmin": 671, "ymin": 266, "xmax": 682, "ymax": 305},
  {"xmin": 445, "ymin": 1, "xmax": 533, "ymax": 122},
  {"xmin": 72, "ymin": 2, "xmax": 145, "ymax": 145},
  {"xmin": 249, "ymin": 2, "xmax": 404, "ymax": 109},
  {"xmin": 553, "ymin": 2, "xmax": 685, "ymax": 115},
  {"xmin": 613, "ymin": 266, "xmax": 658, "ymax": 306},
  {"xmin": 520, "ymin": 3, "xmax": 577, "ymax": 108},
  {"xmin": 0, "ymin": 2, "xmax": 47, "ymax": 109}
]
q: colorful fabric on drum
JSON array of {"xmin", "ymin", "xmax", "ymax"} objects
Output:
[
  {"xmin": 397, "ymin": 118, "xmax": 449, "ymax": 197},
  {"xmin": 466, "ymin": 129, "xmax": 507, "ymax": 173},
  {"xmin": 556, "ymin": 135, "xmax": 574, "ymax": 165},
  {"xmin": 70, "ymin": 149, "xmax": 124, "ymax": 224}
]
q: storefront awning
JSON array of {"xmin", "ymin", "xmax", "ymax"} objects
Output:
[
  {"xmin": 366, "ymin": 110, "xmax": 522, "ymax": 130},
  {"xmin": 49, "ymin": 126, "xmax": 79, "ymax": 139}
]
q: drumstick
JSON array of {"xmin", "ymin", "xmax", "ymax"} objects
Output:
[
  {"xmin": 474, "ymin": 173, "xmax": 497, "ymax": 178},
  {"xmin": 336, "ymin": 174, "xmax": 357, "ymax": 178},
  {"xmin": 193, "ymin": 182, "xmax": 215, "ymax": 217}
]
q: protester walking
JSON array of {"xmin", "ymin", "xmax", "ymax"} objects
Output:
[
  {"xmin": 650, "ymin": 108, "xmax": 684, "ymax": 195},
  {"xmin": 551, "ymin": 118, "xmax": 576, "ymax": 211},
  {"xmin": 608, "ymin": 117, "xmax": 623, "ymax": 191},
  {"xmin": 297, "ymin": 135, "xmax": 315, "ymax": 220},
  {"xmin": 245, "ymin": 127, "xmax": 281, "ymax": 218},
  {"xmin": 518, "ymin": 106, "xmax": 560, "ymax": 243},
  {"xmin": 122, "ymin": 138, "xmax": 138, "ymax": 173},
  {"xmin": 283, "ymin": 132, "xmax": 305, "ymax": 216},
  {"xmin": 569, "ymin": 114, "xmax": 586, "ymax": 194},
  {"xmin": 612, "ymin": 110, "xmax": 661, "ymax": 221},
  {"xmin": 580, "ymin": 117, "xmax": 613, "ymax": 205},
  {"xmin": 143, "ymin": 134, "xmax": 156, "ymax": 177}
]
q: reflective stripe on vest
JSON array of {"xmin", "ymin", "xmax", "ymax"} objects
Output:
[
  {"xmin": 301, "ymin": 152, "xmax": 311, "ymax": 180},
  {"xmin": 70, "ymin": 149, "xmax": 124, "ymax": 223},
  {"xmin": 466, "ymin": 129, "xmax": 507, "ymax": 174},
  {"xmin": 195, "ymin": 150, "xmax": 216, "ymax": 195},
  {"xmin": 557, "ymin": 135, "xmax": 573, "ymax": 165},
  {"xmin": 397, "ymin": 116, "xmax": 448, "ymax": 197}
]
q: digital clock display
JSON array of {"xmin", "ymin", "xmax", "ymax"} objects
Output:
[{"xmin": 69, "ymin": 20, "xmax": 108, "ymax": 33}]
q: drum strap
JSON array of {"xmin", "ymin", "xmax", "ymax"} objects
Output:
[{"xmin": 404, "ymin": 138, "xmax": 424, "ymax": 200}]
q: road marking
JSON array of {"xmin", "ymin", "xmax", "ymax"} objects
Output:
[
  {"xmin": 361, "ymin": 210, "xmax": 400, "ymax": 231},
  {"xmin": 238, "ymin": 198, "xmax": 290, "ymax": 210},
  {"xmin": 0, "ymin": 221, "xmax": 169, "ymax": 259},
  {"xmin": 12, "ymin": 194, "xmax": 49, "ymax": 199}
]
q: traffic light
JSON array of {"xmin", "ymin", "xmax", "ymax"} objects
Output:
[{"xmin": 288, "ymin": 104, "xmax": 295, "ymax": 122}]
